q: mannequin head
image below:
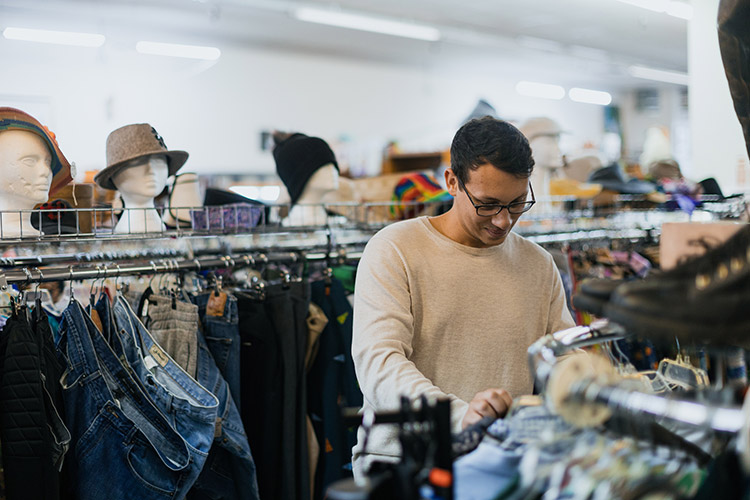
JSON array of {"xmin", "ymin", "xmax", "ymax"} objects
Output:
[
  {"xmin": 520, "ymin": 117, "xmax": 564, "ymax": 170},
  {"xmin": 95, "ymin": 123, "xmax": 188, "ymax": 191},
  {"xmin": 0, "ymin": 129, "xmax": 53, "ymax": 208},
  {"xmin": 112, "ymin": 154, "xmax": 169, "ymax": 206},
  {"xmin": 273, "ymin": 132, "xmax": 339, "ymax": 206},
  {"xmin": 529, "ymin": 135, "xmax": 564, "ymax": 170},
  {"xmin": 639, "ymin": 125, "xmax": 672, "ymax": 168},
  {"xmin": 296, "ymin": 163, "xmax": 340, "ymax": 203}
]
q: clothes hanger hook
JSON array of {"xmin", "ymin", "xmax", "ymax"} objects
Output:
[{"xmin": 33, "ymin": 267, "xmax": 43, "ymax": 295}]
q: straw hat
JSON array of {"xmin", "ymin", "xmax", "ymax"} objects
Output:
[
  {"xmin": 0, "ymin": 107, "xmax": 72, "ymax": 196},
  {"xmin": 95, "ymin": 123, "xmax": 188, "ymax": 190}
]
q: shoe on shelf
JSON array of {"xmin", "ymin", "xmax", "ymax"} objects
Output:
[{"xmin": 603, "ymin": 223, "xmax": 750, "ymax": 346}]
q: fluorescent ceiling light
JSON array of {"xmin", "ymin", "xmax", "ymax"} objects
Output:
[
  {"xmin": 229, "ymin": 185, "xmax": 280, "ymax": 202},
  {"xmin": 136, "ymin": 41, "xmax": 221, "ymax": 60},
  {"xmin": 628, "ymin": 65, "xmax": 689, "ymax": 85},
  {"xmin": 294, "ymin": 7, "xmax": 440, "ymax": 42},
  {"xmin": 613, "ymin": 0, "xmax": 693, "ymax": 20},
  {"xmin": 569, "ymin": 88, "xmax": 612, "ymax": 105},
  {"xmin": 3, "ymin": 27, "xmax": 105, "ymax": 47},
  {"xmin": 515, "ymin": 81, "xmax": 565, "ymax": 100}
]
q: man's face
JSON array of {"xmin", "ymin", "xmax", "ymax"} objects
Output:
[
  {"xmin": 445, "ymin": 163, "xmax": 530, "ymax": 248},
  {"xmin": 0, "ymin": 130, "xmax": 53, "ymax": 204}
]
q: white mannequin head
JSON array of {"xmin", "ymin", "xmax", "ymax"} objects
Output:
[
  {"xmin": 296, "ymin": 163, "xmax": 340, "ymax": 203},
  {"xmin": 111, "ymin": 154, "xmax": 169, "ymax": 233},
  {"xmin": 112, "ymin": 154, "xmax": 169, "ymax": 206},
  {"xmin": 0, "ymin": 129, "xmax": 53, "ymax": 209},
  {"xmin": 284, "ymin": 163, "xmax": 340, "ymax": 226},
  {"xmin": 529, "ymin": 135, "xmax": 564, "ymax": 170}
]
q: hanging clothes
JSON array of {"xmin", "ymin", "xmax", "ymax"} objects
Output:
[
  {"xmin": 308, "ymin": 278, "xmax": 362, "ymax": 499},
  {"xmin": 0, "ymin": 306, "xmax": 70, "ymax": 500},
  {"xmin": 58, "ymin": 299, "xmax": 195, "ymax": 500},
  {"xmin": 185, "ymin": 290, "xmax": 259, "ymax": 500},
  {"xmin": 238, "ymin": 281, "xmax": 311, "ymax": 500}
]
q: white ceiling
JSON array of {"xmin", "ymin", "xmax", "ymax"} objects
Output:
[{"xmin": 0, "ymin": 0, "xmax": 691, "ymax": 91}]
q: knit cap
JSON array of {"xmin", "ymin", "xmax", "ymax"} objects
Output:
[{"xmin": 273, "ymin": 133, "xmax": 338, "ymax": 206}]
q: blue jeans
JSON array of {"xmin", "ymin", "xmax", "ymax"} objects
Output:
[
  {"xmin": 190, "ymin": 292, "xmax": 241, "ymax": 407},
  {"xmin": 58, "ymin": 299, "xmax": 193, "ymax": 500},
  {"xmin": 111, "ymin": 295, "xmax": 219, "ymax": 494},
  {"xmin": 184, "ymin": 291, "xmax": 258, "ymax": 500}
]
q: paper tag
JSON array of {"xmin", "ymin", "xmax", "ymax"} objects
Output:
[
  {"xmin": 214, "ymin": 417, "xmax": 223, "ymax": 438},
  {"xmin": 141, "ymin": 299, "xmax": 149, "ymax": 318},
  {"xmin": 148, "ymin": 344, "xmax": 170, "ymax": 367},
  {"xmin": 206, "ymin": 291, "xmax": 227, "ymax": 317}
]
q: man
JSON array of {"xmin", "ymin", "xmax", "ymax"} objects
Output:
[{"xmin": 351, "ymin": 116, "xmax": 575, "ymax": 478}]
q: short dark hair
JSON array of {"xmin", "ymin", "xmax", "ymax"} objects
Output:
[{"xmin": 450, "ymin": 116, "xmax": 534, "ymax": 184}]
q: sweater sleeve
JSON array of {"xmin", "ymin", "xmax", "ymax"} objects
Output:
[{"xmin": 352, "ymin": 233, "xmax": 469, "ymax": 432}]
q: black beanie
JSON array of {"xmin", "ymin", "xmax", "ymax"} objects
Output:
[{"xmin": 273, "ymin": 133, "xmax": 339, "ymax": 206}]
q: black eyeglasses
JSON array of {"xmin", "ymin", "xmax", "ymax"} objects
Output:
[{"xmin": 457, "ymin": 177, "xmax": 535, "ymax": 217}]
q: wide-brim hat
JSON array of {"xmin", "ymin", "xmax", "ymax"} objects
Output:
[
  {"xmin": 95, "ymin": 123, "xmax": 188, "ymax": 191},
  {"xmin": 0, "ymin": 107, "xmax": 73, "ymax": 196}
]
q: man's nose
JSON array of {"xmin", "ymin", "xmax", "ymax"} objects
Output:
[{"xmin": 490, "ymin": 208, "xmax": 512, "ymax": 228}]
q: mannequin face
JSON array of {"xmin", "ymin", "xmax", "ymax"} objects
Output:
[
  {"xmin": 0, "ymin": 130, "xmax": 53, "ymax": 204},
  {"xmin": 113, "ymin": 154, "xmax": 169, "ymax": 199},
  {"xmin": 530, "ymin": 135, "xmax": 564, "ymax": 170}
]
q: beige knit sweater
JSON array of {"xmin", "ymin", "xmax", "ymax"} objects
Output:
[{"xmin": 351, "ymin": 216, "xmax": 574, "ymax": 468}]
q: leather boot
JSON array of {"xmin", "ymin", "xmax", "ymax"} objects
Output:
[{"xmin": 604, "ymin": 224, "xmax": 750, "ymax": 346}]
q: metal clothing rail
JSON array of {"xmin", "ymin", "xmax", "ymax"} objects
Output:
[
  {"xmin": 0, "ymin": 248, "xmax": 362, "ymax": 290},
  {"xmin": 0, "ymin": 248, "xmax": 186, "ymax": 268},
  {"xmin": 567, "ymin": 379, "xmax": 745, "ymax": 434},
  {"xmin": 527, "ymin": 319, "xmax": 629, "ymax": 393},
  {"xmin": 529, "ymin": 320, "xmax": 748, "ymax": 447}
]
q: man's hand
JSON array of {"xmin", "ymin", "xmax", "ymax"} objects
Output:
[{"xmin": 461, "ymin": 388, "xmax": 513, "ymax": 429}]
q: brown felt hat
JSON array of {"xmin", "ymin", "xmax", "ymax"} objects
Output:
[{"xmin": 95, "ymin": 123, "xmax": 188, "ymax": 191}]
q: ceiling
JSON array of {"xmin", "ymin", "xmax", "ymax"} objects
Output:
[{"xmin": 0, "ymin": 0, "xmax": 691, "ymax": 91}]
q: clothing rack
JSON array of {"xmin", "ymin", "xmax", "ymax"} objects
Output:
[
  {"xmin": 529, "ymin": 320, "xmax": 748, "ymax": 464},
  {"xmin": 527, "ymin": 319, "xmax": 629, "ymax": 393},
  {"xmin": 566, "ymin": 379, "xmax": 745, "ymax": 434},
  {"xmin": 0, "ymin": 248, "xmax": 186, "ymax": 267},
  {"xmin": 0, "ymin": 246, "xmax": 365, "ymax": 289}
]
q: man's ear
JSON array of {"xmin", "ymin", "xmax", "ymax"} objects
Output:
[{"xmin": 445, "ymin": 168, "xmax": 459, "ymax": 197}]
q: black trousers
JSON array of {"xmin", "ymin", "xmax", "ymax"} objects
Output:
[{"xmin": 238, "ymin": 281, "xmax": 311, "ymax": 500}]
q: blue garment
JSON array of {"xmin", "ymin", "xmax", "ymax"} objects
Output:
[
  {"xmin": 454, "ymin": 405, "xmax": 576, "ymax": 500},
  {"xmin": 190, "ymin": 292, "xmax": 242, "ymax": 407},
  {"xmin": 58, "ymin": 299, "xmax": 193, "ymax": 500},
  {"xmin": 309, "ymin": 279, "xmax": 362, "ymax": 499},
  {"xmin": 111, "ymin": 295, "xmax": 219, "ymax": 496},
  {"xmin": 188, "ymin": 292, "xmax": 259, "ymax": 500}
]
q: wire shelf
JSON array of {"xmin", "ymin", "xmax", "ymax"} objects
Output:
[{"xmin": 0, "ymin": 194, "xmax": 742, "ymax": 245}]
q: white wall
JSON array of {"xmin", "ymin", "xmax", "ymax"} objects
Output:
[
  {"xmin": 619, "ymin": 87, "xmax": 690, "ymax": 170},
  {"xmin": 0, "ymin": 40, "xmax": 607, "ymax": 179},
  {"xmin": 689, "ymin": 0, "xmax": 749, "ymax": 194}
]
